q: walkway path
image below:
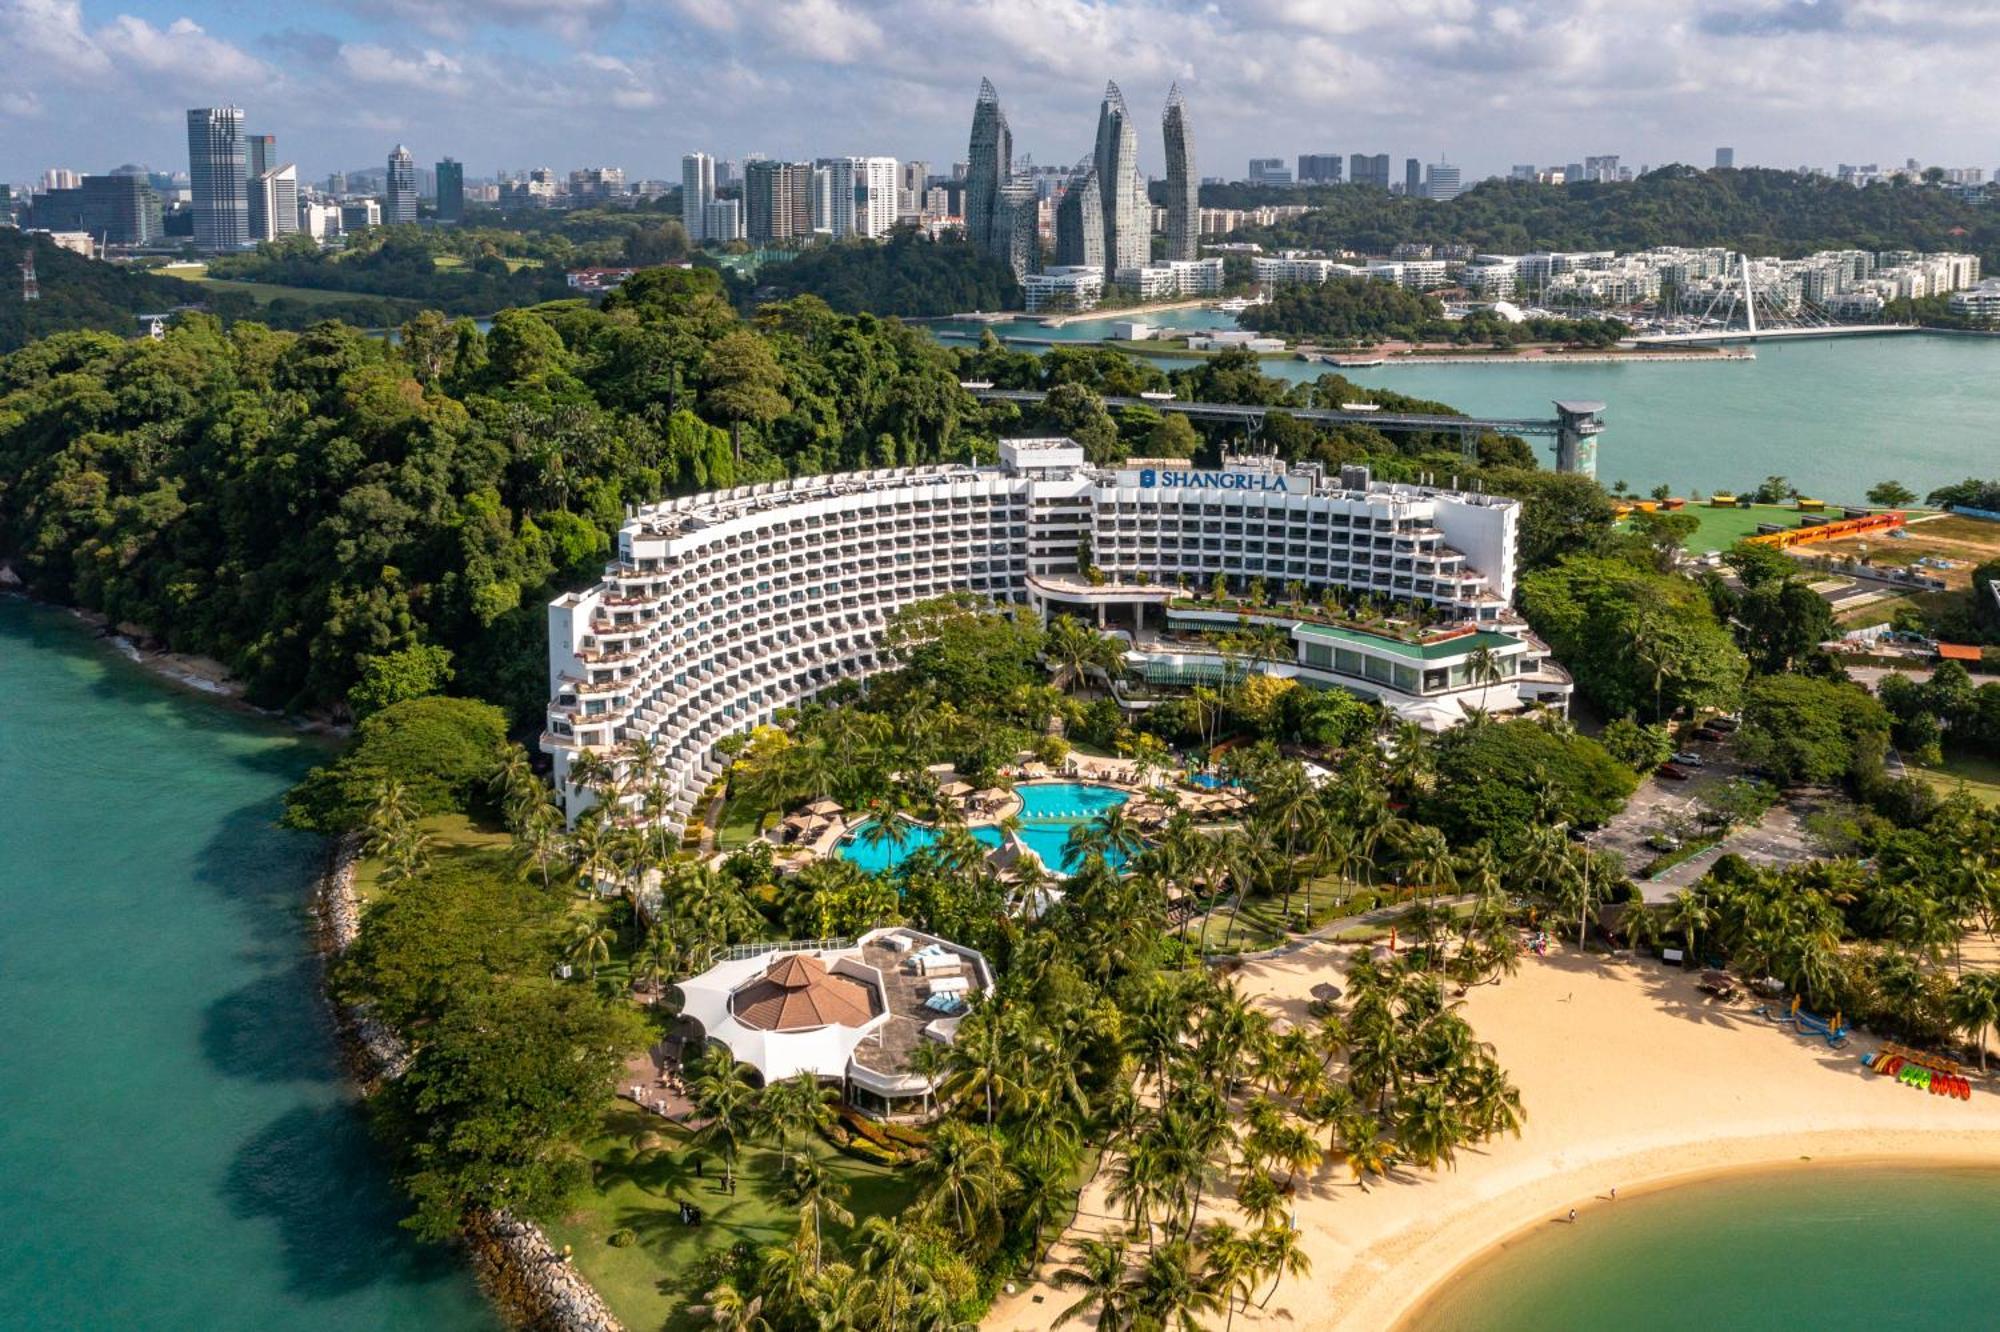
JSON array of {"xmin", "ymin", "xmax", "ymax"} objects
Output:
[{"xmin": 1207, "ymin": 893, "xmax": 1474, "ymax": 964}]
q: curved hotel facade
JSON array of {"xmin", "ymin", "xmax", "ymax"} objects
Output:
[{"xmin": 544, "ymin": 444, "xmax": 1565, "ymax": 825}]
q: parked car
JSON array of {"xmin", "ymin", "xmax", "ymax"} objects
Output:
[
  {"xmin": 1647, "ymin": 833, "xmax": 1683, "ymax": 852},
  {"xmin": 1657, "ymin": 763, "xmax": 1692, "ymax": 781},
  {"xmin": 1693, "ymin": 726, "xmax": 1728, "ymax": 743},
  {"xmin": 1707, "ymin": 716, "xmax": 1740, "ymax": 733},
  {"xmin": 1672, "ymin": 751, "xmax": 1707, "ymax": 767}
]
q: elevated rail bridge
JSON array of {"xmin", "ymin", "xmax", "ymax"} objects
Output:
[{"xmin": 963, "ymin": 386, "xmax": 1607, "ymax": 476}]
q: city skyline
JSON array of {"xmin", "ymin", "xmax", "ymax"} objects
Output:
[{"xmin": 5, "ymin": 1, "xmax": 2000, "ymax": 184}]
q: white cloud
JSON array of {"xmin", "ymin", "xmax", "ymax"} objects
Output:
[
  {"xmin": 2, "ymin": 0, "xmax": 113, "ymax": 77},
  {"xmin": 96, "ymin": 15, "xmax": 272, "ymax": 83},
  {"xmin": 337, "ymin": 41, "xmax": 469, "ymax": 93}
]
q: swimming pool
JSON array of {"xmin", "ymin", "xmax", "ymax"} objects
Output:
[
  {"xmin": 836, "ymin": 819, "xmax": 1004, "ymax": 874},
  {"xmin": 1017, "ymin": 781, "xmax": 1133, "ymax": 820},
  {"xmin": 835, "ymin": 783, "xmax": 1136, "ymax": 875}
]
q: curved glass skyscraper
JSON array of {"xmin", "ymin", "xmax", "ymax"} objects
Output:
[
  {"xmin": 1163, "ymin": 83, "xmax": 1199, "ymax": 263},
  {"xmin": 966, "ymin": 78, "xmax": 1012, "ymax": 263},
  {"xmin": 1093, "ymin": 82, "xmax": 1145, "ymax": 275},
  {"xmin": 1054, "ymin": 158, "xmax": 1103, "ymax": 270}
]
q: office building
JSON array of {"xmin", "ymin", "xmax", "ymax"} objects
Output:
[
  {"xmin": 1162, "ymin": 84, "xmax": 1199, "ymax": 262},
  {"xmin": 247, "ymin": 164, "xmax": 298, "ymax": 242},
  {"xmin": 542, "ymin": 446, "xmax": 1543, "ymax": 833},
  {"xmin": 436, "ymin": 158, "xmax": 464, "ymax": 223},
  {"xmin": 186, "ymin": 106, "xmax": 248, "ymax": 252},
  {"xmin": 30, "ymin": 173, "xmax": 162, "ymax": 247},
  {"xmin": 966, "ymin": 78, "xmax": 1012, "ymax": 262},
  {"xmin": 1583, "ymin": 154, "xmax": 1620, "ymax": 183},
  {"xmin": 1350, "ymin": 153, "xmax": 1391, "ymax": 189},
  {"xmin": 340, "ymin": 198, "xmax": 381, "ymax": 232},
  {"xmin": 1054, "ymin": 160, "xmax": 1104, "ymax": 270},
  {"xmin": 246, "ymin": 135, "xmax": 276, "ymax": 180},
  {"xmin": 682, "ymin": 152, "xmax": 715, "ymax": 242},
  {"xmin": 1424, "ymin": 162, "xmax": 1463, "ymax": 201},
  {"xmin": 745, "ymin": 160, "xmax": 812, "ymax": 243},
  {"xmin": 385, "ymin": 145, "xmax": 418, "ymax": 224},
  {"xmin": 1509, "ymin": 164, "xmax": 1537, "ymax": 182},
  {"xmin": 1297, "ymin": 154, "xmax": 1343, "ymax": 185},
  {"xmin": 1094, "ymin": 82, "xmax": 1146, "ymax": 275},
  {"xmin": 300, "ymin": 200, "xmax": 342, "ymax": 242},
  {"xmin": 1715, "ymin": 147, "xmax": 1735, "ymax": 170},
  {"xmin": 41, "ymin": 168, "xmax": 81, "ymax": 192},
  {"xmin": 1247, "ymin": 158, "xmax": 1292, "ymax": 186},
  {"xmin": 1404, "ymin": 158, "xmax": 1422, "ymax": 196}
]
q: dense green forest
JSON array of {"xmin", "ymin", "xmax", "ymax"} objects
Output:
[
  {"xmin": 737, "ymin": 230, "xmax": 1022, "ymax": 316},
  {"xmin": 1234, "ymin": 168, "xmax": 2000, "ymax": 268},
  {"xmin": 0, "ymin": 228, "xmax": 258, "ymax": 352},
  {"xmin": 1237, "ymin": 277, "xmax": 1629, "ymax": 345}
]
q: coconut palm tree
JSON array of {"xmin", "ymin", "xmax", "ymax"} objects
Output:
[
  {"xmin": 912, "ymin": 1120, "xmax": 1016, "ymax": 1254},
  {"xmin": 1052, "ymin": 1235, "xmax": 1133, "ymax": 1330},
  {"xmin": 689, "ymin": 1054, "xmax": 759, "ymax": 1194},
  {"xmin": 758, "ymin": 1072, "xmax": 838, "ymax": 1169},
  {"xmin": 778, "ymin": 1154, "xmax": 852, "ymax": 1275},
  {"xmin": 1663, "ymin": 888, "xmax": 1715, "ymax": 967},
  {"xmin": 1951, "ymin": 972, "xmax": 2000, "ymax": 1072},
  {"xmin": 1196, "ymin": 1221, "xmax": 1261, "ymax": 1332},
  {"xmin": 687, "ymin": 1282, "xmax": 771, "ymax": 1332},
  {"xmin": 564, "ymin": 917, "xmax": 614, "ymax": 977},
  {"xmin": 854, "ymin": 1215, "xmax": 935, "ymax": 1332},
  {"xmin": 1337, "ymin": 1114, "xmax": 1401, "ymax": 1191},
  {"xmin": 1125, "ymin": 1237, "xmax": 1222, "ymax": 1332},
  {"xmin": 1253, "ymin": 1223, "xmax": 1311, "ymax": 1309}
]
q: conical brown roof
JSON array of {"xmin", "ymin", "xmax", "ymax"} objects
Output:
[{"xmin": 732, "ymin": 953, "xmax": 878, "ymax": 1032}]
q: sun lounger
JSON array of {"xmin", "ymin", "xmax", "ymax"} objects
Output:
[
  {"xmin": 923, "ymin": 992, "xmax": 966, "ymax": 1014},
  {"xmin": 926, "ymin": 976, "xmax": 971, "ymax": 997}
]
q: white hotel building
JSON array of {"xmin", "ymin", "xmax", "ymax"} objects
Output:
[{"xmin": 544, "ymin": 443, "xmax": 1562, "ymax": 826}]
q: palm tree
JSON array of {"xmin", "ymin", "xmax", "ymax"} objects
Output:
[
  {"xmin": 688, "ymin": 1282, "xmax": 771, "ymax": 1331},
  {"xmin": 1253, "ymin": 1223, "xmax": 1311, "ymax": 1309},
  {"xmin": 1196, "ymin": 1221, "xmax": 1261, "ymax": 1332},
  {"xmin": 1951, "ymin": 972, "xmax": 2000, "ymax": 1072},
  {"xmin": 1663, "ymin": 888, "xmax": 1715, "ymax": 967},
  {"xmin": 1108, "ymin": 1135, "xmax": 1175, "ymax": 1252},
  {"xmin": 759, "ymin": 1072, "xmax": 837, "ymax": 1169},
  {"xmin": 912, "ymin": 1120, "xmax": 1016, "ymax": 1254},
  {"xmin": 564, "ymin": 917, "xmax": 614, "ymax": 977},
  {"xmin": 1125, "ymin": 1238, "xmax": 1222, "ymax": 1332},
  {"xmin": 854, "ymin": 1215, "xmax": 935, "ymax": 1332},
  {"xmin": 1338, "ymin": 1114, "xmax": 1400, "ymax": 1191},
  {"xmin": 1052, "ymin": 1235, "xmax": 1133, "ymax": 1330},
  {"xmin": 945, "ymin": 1003, "xmax": 1020, "ymax": 1126},
  {"xmin": 778, "ymin": 1154, "xmax": 853, "ymax": 1275},
  {"xmin": 688, "ymin": 1055, "xmax": 759, "ymax": 1194}
]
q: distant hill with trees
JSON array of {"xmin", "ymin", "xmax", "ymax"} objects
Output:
[
  {"xmin": 741, "ymin": 230, "xmax": 1021, "ymax": 317},
  {"xmin": 0, "ymin": 229, "xmax": 256, "ymax": 352},
  {"xmin": 1234, "ymin": 168, "xmax": 2000, "ymax": 270}
]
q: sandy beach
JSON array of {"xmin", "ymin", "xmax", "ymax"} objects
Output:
[{"xmin": 984, "ymin": 940, "xmax": 2000, "ymax": 1332}]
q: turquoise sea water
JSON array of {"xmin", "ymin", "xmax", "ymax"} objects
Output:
[
  {"xmin": 1408, "ymin": 1165, "xmax": 2000, "ymax": 1331},
  {"xmin": 933, "ymin": 316, "xmax": 2000, "ymax": 503},
  {"xmin": 0, "ymin": 601, "xmax": 495, "ymax": 1332}
]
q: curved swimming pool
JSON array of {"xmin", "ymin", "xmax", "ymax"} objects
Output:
[
  {"xmin": 835, "ymin": 783, "xmax": 1136, "ymax": 875},
  {"xmin": 836, "ymin": 819, "xmax": 1004, "ymax": 874}
]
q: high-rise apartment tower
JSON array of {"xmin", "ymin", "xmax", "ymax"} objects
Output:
[{"xmin": 1162, "ymin": 84, "xmax": 1199, "ymax": 262}]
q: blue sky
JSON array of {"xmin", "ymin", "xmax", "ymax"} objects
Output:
[{"xmin": 4, "ymin": 0, "xmax": 1997, "ymax": 185}]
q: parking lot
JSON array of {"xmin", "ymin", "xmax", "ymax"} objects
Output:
[{"xmin": 1583, "ymin": 729, "xmax": 1821, "ymax": 903}]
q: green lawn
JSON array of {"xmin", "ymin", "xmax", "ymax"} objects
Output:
[
  {"xmin": 1911, "ymin": 753, "xmax": 2000, "ymax": 808},
  {"xmin": 1190, "ymin": 877, "xmax": 1365, "ymax": 952},
  {"xmin": 543, "ymin": 1105, "xmax": 917, "ymax": 1330},
  {"xmin": 714, "ymin": 796, "xmax": 765, "ymax": 851},
  {"xmin": 1665, "ymin": 503, "xmax": 1806, "ymax": 554},
  {"xmin": 162, "ymin": 268, "xmax": 386, "ymax": 307},
  {"xmin": 350, "ymin": 812, "xmax": 512, "ymax": 906}
]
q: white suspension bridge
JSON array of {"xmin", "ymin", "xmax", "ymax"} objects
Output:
[{"xmin": 1631, "ymin": 252, "xmax": 1922, "ymax": 346}]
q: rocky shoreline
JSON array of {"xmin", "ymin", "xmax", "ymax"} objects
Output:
[{"xmin": 313, "ymin": 834, "xmax": 625, "ymax": 1332}]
